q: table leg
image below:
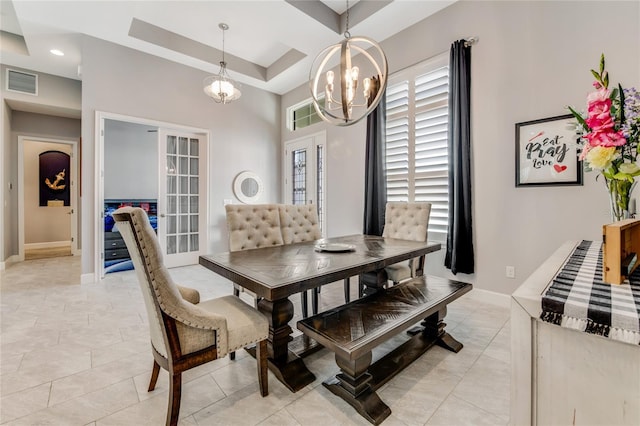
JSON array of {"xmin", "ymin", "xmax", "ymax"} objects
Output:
[
  {"xmin": 324, "ymin": 351, "xmax": 391, "ymax": 425},
  {"xmin": 256, "ymin": 297, "xmax": 316, "ymax": 392},
  {"xmin": 359, "ymin": 269, "xmax": 388, "ymax": 297}
]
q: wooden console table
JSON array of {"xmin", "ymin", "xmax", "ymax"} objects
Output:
[{"xmin": 511, "ymin": 240, "xmax": 640, "ymax": 425}]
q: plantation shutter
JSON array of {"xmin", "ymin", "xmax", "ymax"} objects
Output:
[
  {"xmin": 414, "ymin": 65, "xmax": 449, "ymax": 234},
  {"xmin": 384, "ymin": 53, "xmax": 450, "ymax": 237},
  {"xmin": 385, "ymin": 80, "xmax": 410, "ymax": 201}
]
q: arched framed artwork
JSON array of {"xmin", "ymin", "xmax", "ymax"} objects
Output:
[{"xmin": 39, "ymin": 150, "xmax": 70, "ymax": 206}]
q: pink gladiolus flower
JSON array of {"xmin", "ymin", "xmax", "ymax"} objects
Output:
[
  {"xmin": 586, "ymin": 114, "xmax": 615, "ymax": 133},
  {"xmin": 585, "ymin": 130, "xmax": 627, "ymax": 147},
  {"xmin": 587, "ymin": 88, "xmax": 610, "ymax": 104},
  {"xmin": 587, "ymin": 98, "xmax": 612, "ymax": 116}
]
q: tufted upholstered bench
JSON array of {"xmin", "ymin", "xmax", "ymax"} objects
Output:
[{"xmin": 224, "ymin": 203, "xmax": 325, "ymax": 317}]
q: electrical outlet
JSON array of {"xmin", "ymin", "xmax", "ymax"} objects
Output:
[
  {"xmin": 506, "ymin": 266, "xmax": 515, "ymax": 279},
  {"xmin": 223, "ymin": 199, "xmax": 233, "ymax": 205}
]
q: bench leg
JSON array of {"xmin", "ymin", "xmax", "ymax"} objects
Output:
[
  {"xmin": 422, "ymin": 307, "xmax": 463, "ymax": 353},
  {"xmin": 323, "ymin": 351, "xmax": 391, "ymax": 425}
]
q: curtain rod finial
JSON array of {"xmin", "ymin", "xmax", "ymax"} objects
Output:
[{"xmin": 464, "ymin": 36, "xmax": 479, "ymax": 47}]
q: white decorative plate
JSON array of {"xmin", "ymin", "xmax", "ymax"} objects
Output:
[{"xmin": 314, "ymin": 243, "xmax": 356, "ymax": 253}]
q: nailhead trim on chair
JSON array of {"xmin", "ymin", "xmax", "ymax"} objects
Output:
[{"xmin": 128, "ymin": 211, "xmax": 226, "ymax": 351}]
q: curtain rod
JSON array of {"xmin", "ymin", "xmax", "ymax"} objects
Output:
[{"xmin": 464, "ymin": 36, "xmax": 479, "ymax": 47}]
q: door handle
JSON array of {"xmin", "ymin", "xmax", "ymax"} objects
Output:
[
  {"xmin": 160, "ymin": 213, "xmax": 166, "ymax": 218},
  {"xmin": 67, "ymin": 209, "xmax": 74, "ymax": 215}
]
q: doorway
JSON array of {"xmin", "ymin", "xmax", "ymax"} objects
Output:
[
  {"xmin": 18, "ymin": 136, "xmax": 79, "ymax": 261},
  {"xmin": 97, "ymin": 112, "xmax": 209, "ymax": 277},
  {"xmin": 284, "ymin": 131, "xmax": 327, "ymax": 233}
]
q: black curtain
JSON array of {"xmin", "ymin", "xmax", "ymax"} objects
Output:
[
  {"xmin": 444, "ymin": 40, "xmax": 474, "ymax": 274},
  {"xmin": 363, "ymin": 84, "xmax": 387, "ymax": 236}
]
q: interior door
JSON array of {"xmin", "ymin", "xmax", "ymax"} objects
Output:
[
  {"xmin": 158, "ymin": 130, "xmax": 207, "ymax": 268},
  {"xmin": 284, "ymin": 132, "xmax": 326, "ymax": 232}
]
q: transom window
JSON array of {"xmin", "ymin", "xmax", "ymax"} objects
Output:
[{"xmin": 287, "ymin": 97, "xmax": 323, "ymax": 131}]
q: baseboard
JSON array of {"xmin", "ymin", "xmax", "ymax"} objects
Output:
[
  {"xmin": 469, "ymin": 287, "xmax": 511, "ymax": 308},
  {"xmin": 25, "ymin": 241, "xmax": 72, "ymax": 250},
  {"xmin": 6, "ymin": 255, "xmax": 20, "ymax": 264},
  {"xmin": 72, "ymin": 249, "xmax": 81, "ymax": 256},
  {"xmin": 0, "ymin": 261, "xmax": 4, "ymax": 271},
  {"xmin": 81, "ymin": 273, "xmax": 97, "ymax": 284}
]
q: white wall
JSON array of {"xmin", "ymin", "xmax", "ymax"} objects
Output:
[
  {"xmin": 104, "ymin": 119, "xmax": 158, "ymax": 200},
  {"xmin": 281, "ymin": 0, "xmax": 640, "ymax": 294},
  {"xmin": 80, "ymin": 36, "xmax": 281, "ymax": 276},
  {"xmin": 23, "ymin": 140, "xmax": 72, "ymax": 244}
]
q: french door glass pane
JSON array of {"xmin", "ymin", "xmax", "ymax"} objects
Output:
[
  {"xmin": 190, "ymin": 234, "xmax": 199, "ymax": 251},
  {"xmin": 179, "ymin": 215, "xmax": 189, "ymax": 233},
  {"xmin": 167, "ymin": 196, "xmax": 177, "ymax": 214},
  {"xmin": 179, "ymin": 235, "xmax": 189, "ymax": 253},
  {"xmin": 179, "ymin": 157, "xmax": 188, "ymax": 174},
  {"xmin": 179, "ymin": 176, "xmax": 188, "ymax": 194},
  {"xmin": 167, "ymin": 236, "xmax": 176, "ymax": 254},
  {"xmin": 190, "ymin": 196, "xmax": 199, "ymax": 213},
  {"xmin": 167, "ymin": 176, "xmax": 177, "ymax": 194},
  {"xmin": 166, "ymin": 135, "xmax": 200, "ymax": 254},
  {"xmin": 190, "ymin": 138, "xmax": 199, "ymax": 156},
  {"xmin": 179, "ymin": 196, "xmax": 189, "ymax": 214},
  {"xmin": 167, "ymin": 215, "xmax": 177, "ymax": 234},
  {"xmin": 179, "ymin": 137, "xmax": 188, "ymax": 155},
  {"xmin": 167, "ymin": 136, "xmax": 177, "ymax": 155},
  {"xmin": 190, "ymin": 158, "xmax": 199, "ymax": 175}
]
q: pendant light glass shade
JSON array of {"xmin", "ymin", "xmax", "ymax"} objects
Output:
[{"xmin": 203, "ymin": 23, "xmax": 241, "ymax": 104}]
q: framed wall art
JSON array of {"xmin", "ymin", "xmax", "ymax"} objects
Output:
[
  {"xmin": 515, "ymin": 114, "xmax": 583, "ymax": 187},
  {"xmin": 39, "ymin": 150, "xmax": 70, "ymax": 206}
]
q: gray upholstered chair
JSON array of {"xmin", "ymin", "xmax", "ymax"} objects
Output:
[
  {"xmin": 381, "ymin": 202, "xmax": 432, "ymax": 284},
  {"xmin": 113, "ymin": 207, "xmax": 268, "ymax": 426},
  {"xmin": 278, "ymin": 204, "xmax": 323, "ymax": 317}
]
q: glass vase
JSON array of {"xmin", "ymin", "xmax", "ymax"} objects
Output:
[{"xmin": 607, "ymin": 177, "xmax": 636, "ymax": 222}]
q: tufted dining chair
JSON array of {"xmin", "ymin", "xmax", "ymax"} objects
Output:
[
  {"xmin": 113, "ymin": 207, "xmax": 268, "ymax": 426},
  {"xmin": 224, "ymin": 204, "xmax": 284, "ymax": 303},
  {"xmin": 380, "ymin": 202, "xmax": 432, "ymax": 285},
  {"xmin": 278, "ymin": 204, "xmax": 323, "ymax": 317}
]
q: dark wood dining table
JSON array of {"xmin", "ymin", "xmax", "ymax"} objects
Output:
[{"xmin": 199, "ymin": 234, "xmax": 441, "ymax": 392}]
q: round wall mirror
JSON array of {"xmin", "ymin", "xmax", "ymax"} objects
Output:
[{"xmin": 233, "ymin": 171, "xmax": 264, "ymax": 204}]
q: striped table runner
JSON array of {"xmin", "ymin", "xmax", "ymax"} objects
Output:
[{"xmin": 540, "ymin": 240, "xmax": 640, "ymax": 345}]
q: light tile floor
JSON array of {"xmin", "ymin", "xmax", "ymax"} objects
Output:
[{"xmin": 1, "ymin": 256, "xmax": 511, "ymax": 425}]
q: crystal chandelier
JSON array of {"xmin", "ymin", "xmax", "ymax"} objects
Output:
[
  {"xmin": 203, "ymin": 23, "xmax": 241, "ymax": 104},
  {"xmin": 309, "ymin": 0, "xmax": 388, "ymax": 126}
]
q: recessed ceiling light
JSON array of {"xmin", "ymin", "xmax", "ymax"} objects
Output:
[{"xmin": 50, "ymin": 49, "xmax": 64, "ymax": 56}]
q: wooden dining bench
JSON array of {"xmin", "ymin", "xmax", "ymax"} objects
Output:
[{"xmin": 297, "ymin": 275, "xmax": 472, "ymax": 425}]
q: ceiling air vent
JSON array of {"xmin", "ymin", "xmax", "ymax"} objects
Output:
[{"xmin": 6, "ymin": 69, "xmax": 38, "ymax": 95}]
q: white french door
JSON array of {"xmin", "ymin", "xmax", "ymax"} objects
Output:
[
  {"xmin": 158, "ymin": 130, "xmax": 207, "ymax": 268},
  {"xmin": 284, "ymin": 131, "xmax": 326, "ymax": 233}
]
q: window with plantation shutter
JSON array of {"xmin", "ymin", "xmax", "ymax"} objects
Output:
[{"xmin": 385, "ymin": 53, "xmax": 450, "ymax": 239}]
